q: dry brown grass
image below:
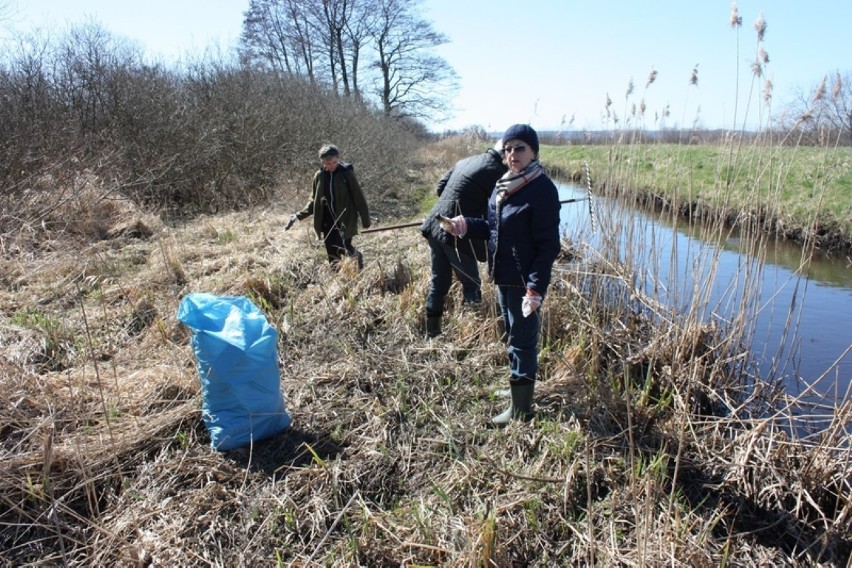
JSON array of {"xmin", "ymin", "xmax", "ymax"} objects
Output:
[{"xmin": 1, "ymin": 143, "xmax": 850, "ymax": 566}]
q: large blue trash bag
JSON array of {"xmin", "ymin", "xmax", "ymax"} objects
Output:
[{"xmin": 177, "ymin": 293, "xmax": 291, "ymax": 450}]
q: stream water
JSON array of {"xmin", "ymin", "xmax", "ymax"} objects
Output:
[{"xmin": 557, "ymin": 182, "xmax": 851, "ymax": 406}]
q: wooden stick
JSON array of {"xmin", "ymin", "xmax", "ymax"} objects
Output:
[
  {"xmin": 362, "ymin": 220, "xmax": 423, "ymax": 234},
  {"xmin": 361, "ymin": 198, "xmax": 589, "ymax": 234}
]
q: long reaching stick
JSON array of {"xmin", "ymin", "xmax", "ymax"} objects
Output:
[
  {"xmin": 361, "ymin": 180, "xmax": 595, "ymax": 234},
  {"xmin": 362, "ymin": 196, "xmax": 591, "ymax": 234},
  {"xmin": 362, "ymin": 220, "xmax": 423, "ymax": 234}
]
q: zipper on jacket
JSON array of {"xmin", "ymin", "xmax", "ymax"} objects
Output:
[
  {"xmin": 327, "ymin": 171, "xmax": 336, "ymax": 214},
  {"xmin": 490, "ymin": 198, "xmax": 502, "ymax": 277}
]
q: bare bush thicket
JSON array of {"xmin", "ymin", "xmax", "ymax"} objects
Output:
[{"xmin": 0, "ymin": 22, "xmax": 424, "ymax": 243}]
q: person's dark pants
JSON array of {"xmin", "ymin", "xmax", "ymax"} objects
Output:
[
  {"xmin": 497, "ymin": 285, "xmax": 539, "ymax": 382},
  {"xmin": 425, "ymin": 239, "xmax": 481, "ymax": 317},
  {"xmin": 323, "ymin": 227, "xmax": 363, "ymax": 269}
]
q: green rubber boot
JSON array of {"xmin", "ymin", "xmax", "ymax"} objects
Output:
[
  {"xmin": 491, "ymin": 380, "xmax": 535, "ymax": 426},
  {"xmin": 426, "ymin": 315, "xmax": 442, "ymax": 338}
]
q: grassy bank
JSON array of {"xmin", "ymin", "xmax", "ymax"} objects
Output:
[
  {"xmin": 542, "ymin": 142, "xmax": 852, "ymax": 255},
  {"xmin": 1, "ymin": 141, "xmax": 850, "ymax": 566}
]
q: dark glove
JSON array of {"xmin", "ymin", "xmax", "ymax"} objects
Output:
[{"xmin": 285, "ymin": 214, "xmax": 298, "ymax": 231}]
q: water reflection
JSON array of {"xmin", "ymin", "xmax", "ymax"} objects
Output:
[
  {"xmin": 556, "ymin": 182, "xmax": 851, "ymax": 402},
  {"xmin": 679, "ymin": 213, "xmax": 852, "ymax": 289}
]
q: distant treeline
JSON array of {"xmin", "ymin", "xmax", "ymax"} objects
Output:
[
  {"xmin": 539, "ymin": 129, "xmax": 852, "ymax": 146},
  {"xmin": 439, "ymin": 129, "xmax": 851, "ymax": 147}
]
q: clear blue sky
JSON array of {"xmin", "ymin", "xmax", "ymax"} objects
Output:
[{"xmin": 4, "ymin": 0, "xmax": 849, "ymax": 133}]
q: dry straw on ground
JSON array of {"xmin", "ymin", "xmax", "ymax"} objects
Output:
[{"xmin": 1, "ymin": 167, "xmax": 850, "ymax": 566}]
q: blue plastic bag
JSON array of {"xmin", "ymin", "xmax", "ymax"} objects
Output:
[{"xmin": 177, "ymin": 293, "xmax": 291, "ymax": 450}]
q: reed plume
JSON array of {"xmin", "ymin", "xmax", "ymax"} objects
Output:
[
  {"xmin": 763, "ymin": 79, "xmax": 773, "ymax": 103},
  {"xmin": 832, "ymin": 72, "xmax": 842, "ymax": 101},
  {"xmin": 754, "ymin": 11, "xmax": 766, "ymax": 41},
  {"xmin": 646, "ymin": 67, "xmax": 658, "ymax": 88},
  {"xmin": 813, "ymin": 75, "xmax": 827, "ymax": 102},
  {"xmin": 729, "ymin": 2, "xmax": 742, "ymax": 28}
]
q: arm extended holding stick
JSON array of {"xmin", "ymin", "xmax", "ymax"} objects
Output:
[{"xmin": 362, "ymin": 195, "xmax": 591, "ymax": 235}]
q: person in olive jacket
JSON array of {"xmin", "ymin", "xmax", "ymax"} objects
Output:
[
  {"xmin": 419, "ymin": 141, "xmax": 507, "ymax": 338},
  {"xmin": 441, "ymin": 124, "xmax": 561, "ymax": 426},
  {"xmin": 286, "ymin": 144, "xmax": 371, "ymax": 269}
]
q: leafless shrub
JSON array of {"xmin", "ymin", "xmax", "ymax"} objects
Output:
[{"xmin": 0, "ymin": 21, "xmax": 423, "ymax": 249}]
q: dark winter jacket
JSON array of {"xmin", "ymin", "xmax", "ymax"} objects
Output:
[
  {"xmin": 465, "ymin": 173, "xmax": 561, "ymax": 296},
  {"xmin": 420, "ymin": 148, "xmax": 507, "ymax": 261},
  {"xmin": 296, "ymin": 162, "xmax": 371, "ymax": 240}
]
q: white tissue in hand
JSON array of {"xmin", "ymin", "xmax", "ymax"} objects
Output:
[{"xmin": 522, "ymin": 294, "xmax": 541, "ymax": 317}]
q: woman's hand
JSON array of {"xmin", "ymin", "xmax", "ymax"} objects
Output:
[
  {"xmin": 522, "ymin": 289, "xmax": 542, "ymax": 317},
  {"xmin": 439, "ymin": 215, "xmax": 467, "ymax": 237}
]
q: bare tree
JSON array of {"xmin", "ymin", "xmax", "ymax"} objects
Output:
[
  {"xmin": 0, "ymin": 0, "xmax": 12, "ymax": 23},
  {"xmin": 318, "ymin": 0, "xmax": 347, "ymax": 94},
  {"xmin": 779, "ymin": 71, "xmax": 852, "ymax": 146},
  {"xmin": 241, "ymin": 0, "xmax": 356, "ymax": 91},
  {"xmin": 241, "ymin": 0, "xmax": 318, "ymax": 83},
  {"xmin": 823, "ymin": 71, "xmax": 851, "ymax": 145},
  {"xmin": 370, "ymin": 0, "xmax": 456, "ymax": 120},
  {"xmin": 0, "ymin": 0, "xmax": 16, "ymax": 46},
  {"xmin": 341, "ymin": 0, "xmax": 373, "ymax": 98},
  {"xmin": 287, "ymin": 0, "xmax": 320, "ymax": 83},
  {"xmin": 241, "ymin": 0, "xmax": 294, "ymax": 75},
  {"xmin": 239, "ymin": 0, "xmax": 456, "ymax": 121},
  {"xmin": 311, "ymin": 0, "xmax": 374, "ymax": 97}
]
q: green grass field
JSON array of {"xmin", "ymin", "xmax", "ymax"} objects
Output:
[{"xmin": 542, "ymin": 142, "xmax": 852, "ymax": 251}]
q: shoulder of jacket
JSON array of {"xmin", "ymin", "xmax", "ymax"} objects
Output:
[
  {"xmin": 483, "ymin": 152, "xmax": 507, "ymax": 171},
  {"xmin": 531, "ymin": 172, "xmax": 555, "ymax": 187}
]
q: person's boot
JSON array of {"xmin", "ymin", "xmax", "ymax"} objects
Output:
[
  {"xmin": 426, "ymin": 315, "xmax": 442, "ymax": 338},
  {"xmin": 491, "ymin": 379, "xmax": 535, "ymax": 426}
]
